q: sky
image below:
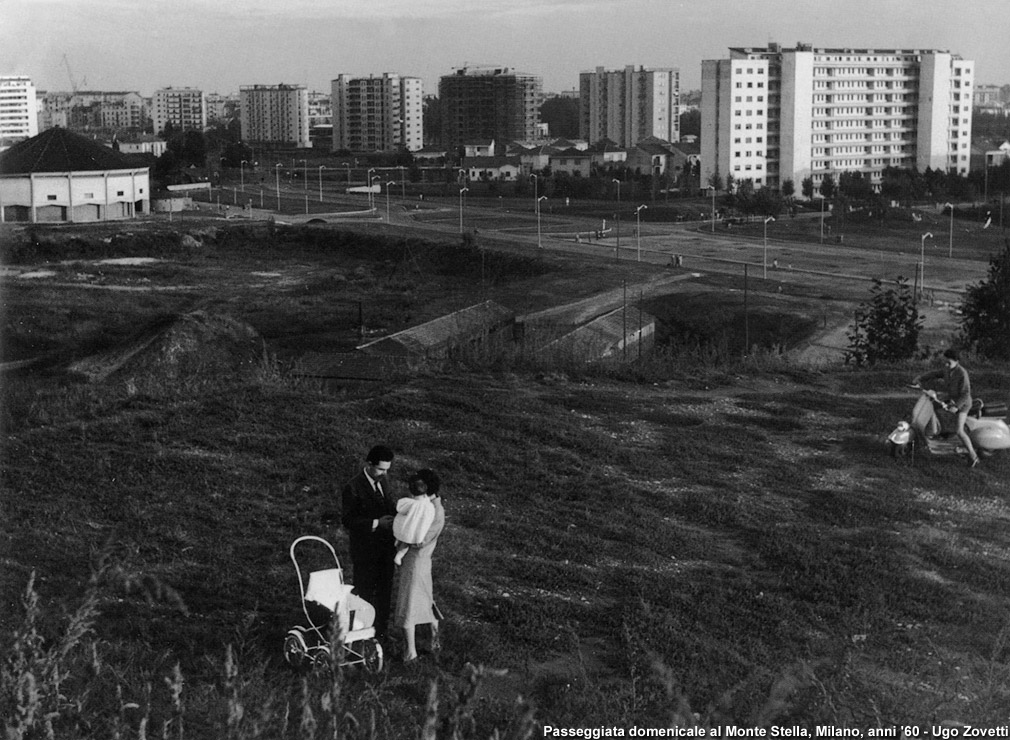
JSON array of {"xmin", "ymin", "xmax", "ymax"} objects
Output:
[{"xmin": 3, "ymin": 0, "xmax": 1009, "ymax": 97}]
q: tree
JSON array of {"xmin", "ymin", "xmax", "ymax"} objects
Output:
[
  {"xmin": 959, "ymin": 241, "xmax": 1010, "ymax": 359},
  {"xmin": 801, "ymin": 176, "xmax": 814, "ymax": 200},
  {"xmin": 845, "ymin": 277, "xmax": 922, "ymax": 366},
  {"xmin": 540, "ymin": 96, "xmax": 579, "ymax": 139},
  {"xmin": 707, "ymin": 171, "xmax": 724, "ymax": 192},
  {"xmin": 839, "ymin": 171, "xmax": 873, "ymax": 202},
  {"xmin": 819, "ymin": 174, "xmax": 836, "ymax": 199},
  {"xmin": 679, "ymin": 109, "xmax": 701, "ymax": 138},
  {"xmin": 781, "ymin": 179, "xmax": 795, "ymax": 200}
]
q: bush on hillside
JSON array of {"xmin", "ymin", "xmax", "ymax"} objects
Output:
[
  {"xmin": 959, "ymin": 241, "xmax": 1010, "ymax": 359},
  {"xmin": 845, "ymin": 277, "xmax": 922, "ymax": 366}
]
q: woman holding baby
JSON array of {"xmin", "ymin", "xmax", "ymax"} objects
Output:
[{"xmin": 392, "ymin": 468, "xmax": 445, "ymax": 663}]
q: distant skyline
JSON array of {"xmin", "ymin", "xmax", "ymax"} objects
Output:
[{"xmin": 5, "ymin": 0, "xmax": 1009, "ymax": 97}]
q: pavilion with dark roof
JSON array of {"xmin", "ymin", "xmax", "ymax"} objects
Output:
[{"xmin": 0, "ymin": 127, "xmax": 150, "ymax": 223}]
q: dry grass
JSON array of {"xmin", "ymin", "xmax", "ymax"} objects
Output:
[{"xmin": 3, "ymin": 223, "xmax": 1010, "ymax": 737}]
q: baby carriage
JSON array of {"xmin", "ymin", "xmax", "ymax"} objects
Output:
[{"xmin": 282, "ymin": 536, "xmax": 384, "ymax": 673}]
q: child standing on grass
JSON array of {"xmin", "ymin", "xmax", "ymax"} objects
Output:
[{"xmin": 392, "ymin": 475, "xmax": 436, "ymax": 566}]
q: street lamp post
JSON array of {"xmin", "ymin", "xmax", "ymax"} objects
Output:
[
  {"xmin": 537, "ymin": 196, "xmax": 547, "ymax": 248},
  {"xmin": 318, "ymin": 166, "xmax": 325, "ymax": 203},
  {"xmin": 613, "ymin": 179, "xmax": 622, "ymax": 259},
  {"xmin": 459, "ymin": 187, "xmax": 469, "ymax": 233},
  {"xmin": 399, "ymin": 166, "xmax": 405, "ymax": 200},
  {"xmin": 530, "ymin": 173, "xmax": 538, "ymax": 216},
  {"xmin": 763, "ymin": 216, "xmax": 776, "ymax": 279},
  {"xmin": 920, "ymin": 232, "xmax": 933, "ymax": 298},
  {"xmin": 274, "ymin": 164, "xmax": 282, "ymax": 211},
  {"xmin": 635, "ymin": 205, "xmax": 647, "ymax": 261},
  {"xmin": 386, "ymin": 181, "xmax": 396, "ymax": 222},
  {"xmin": 943, "ymin": 202, "xmax": 954, "ymax": 258},
  {"xmin": 366, "ymin": 168, "xmax": 375, "ymax": 209},
  {"xmin": 709, "ymin": 186, "xmax": 716, "ymax": 233},
  {"xmin": 301, "ymin": 162, "xmax": 309, "ymax": 214},
  {"xmin": 820, "ymin": 196, "xmax": 825, "ymax": 244},
  {"xmin": 240, "ymin": 160, "xmax": 248, "ymax": 192}
]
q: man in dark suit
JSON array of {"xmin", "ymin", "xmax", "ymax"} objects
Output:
[{"xmin": 341, "ymin": 445, "xmax": 397, "ymax": 641}]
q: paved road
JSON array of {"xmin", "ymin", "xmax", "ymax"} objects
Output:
[{"xmin": 206, "ymin": 184, "xmax": 988, "ymax": 303}]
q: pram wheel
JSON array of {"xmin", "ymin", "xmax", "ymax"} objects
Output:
[
  {"xmin": 354, "ymin": 639, "xmax": 383, "ymax": 674},
  {"xmin": 283, "ymin": 629, "xmax": 311, "ymax": 670}
]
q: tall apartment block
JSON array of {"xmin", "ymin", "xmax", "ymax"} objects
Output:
[
  {"xmin": 239, "ymin": 84, "xmax": 310, "ymax": 148},
  {"xmin": 579, "ymin": 66, "xmax": 680, "ymax": 147},
  {"xmin": 153, "ymin": 87, "xmax": 206, "ymax": 135},
  {"xmin": 439, "ymin": 66, "xmax": 542, "ymax": 155},
  {"xmin": 330, "ymin": 73, "xmax": 422, "ymax": 152},
  {"xmin": 701, "ymin": 43, "xmax": 974, "ymax": 192},
  {"xmin": 0, "ymin": 76, "xmax": 39, "ymax": 149}
]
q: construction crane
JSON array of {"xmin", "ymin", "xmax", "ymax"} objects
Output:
[{"xmin": 61, "ymin": 54, "xmax": 81, "ymax": 94}]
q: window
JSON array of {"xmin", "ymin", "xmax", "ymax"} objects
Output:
[
  {"xmin": 47, "ymin": 194, "xmax": 57, "ymax": 201},
  {"xmin": 117, "ymin": 191, "xmax": 125, "ymax": 196}
]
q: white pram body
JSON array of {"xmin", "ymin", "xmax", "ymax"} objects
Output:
[{"xmin": 283, "ymin": 536, "xmax": 383, "ymax": 672}]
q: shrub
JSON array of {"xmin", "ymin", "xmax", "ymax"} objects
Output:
[
  {"xmin": 959, "ymin": 240, "xmax": 1010, "ymax": 359},
  {"xmin": 845, "ymin": 277, "xmax": 922, "ymax": 366}
]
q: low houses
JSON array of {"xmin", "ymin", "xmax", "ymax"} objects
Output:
[
  {"xmin": 0, "ymin": 127, "xmax": 150, "ymax": 223},
  {"xmin": 413, "ymin": 146, "xmax": 448, "ymax": 163},
  {"xmin": 516, "ymin": 144, "xmax": 558, "ymax": 175},
  {"xmin": 550, "ymin": 147, "xmax": 594, "ymax": 177},
  {"xmin": 624, "ymin": 138, "xmax": 700, "ymax": 183},
  {"xmin": 463, "ymin": 140, "xmax": 495, "ymax": 158},
  {"xmin": 465, "ymin": 156, "xmax": 521, "ymax": 181},
  {"xmin": 985, "ymin": 141, "xmax": 1010, "ymax": 168},
  {"xmin": 589, "ymin": 139, "xmax": 627, "ymax": 167},
  {"xmin": 114, "ymin": 135, "xmax": 168, "ymax": 158},
  {"xmin": 358, "ymin": 300, "xmax": 516, "ymax": 358}
]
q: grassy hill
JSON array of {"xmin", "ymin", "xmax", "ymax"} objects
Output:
[{"xmin": 3, "ymin": 222, "xmax": 1010, "ymax": 737}]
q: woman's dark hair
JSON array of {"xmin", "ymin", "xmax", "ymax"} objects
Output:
[
  {"xmin": 366, "ymin": 444, "xmax": 395, "ymax": 465},
  {"xmin": 943, "ymin": 348, "xmax": 960, "ymax": 362},
  {"xmin": 408, "ymin": 468, "xmax": 441, "ymax": 498}
]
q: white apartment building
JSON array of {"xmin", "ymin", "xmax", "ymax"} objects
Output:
[
  {"xmin": 239, "ymin": 84, "xmax": 311, "ymax": 148},
  {"xmin": 579, "ymin": 66, "xmax": 680, "ymax": 147},
  {"xmin": 331, "ymin": 73, "xmax": 423, "ymax": 152},
  {"xmin": 153, "ymin": 87, "xmax": 206, "ymax": 135},
  {"xmin": 701, "ymin": 44, "xmax": 974, "ymax": 192},
  {"xmin": 0, "ymin": 76, "xmax": 39, "ymax": 149}
]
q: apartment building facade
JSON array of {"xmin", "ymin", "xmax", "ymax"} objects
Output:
[
  {"xmin": 330, "ymin": 73, "xmax": 422, "ymax": 152},
  {"xmin": 579, "ymin": 66, "xmax": 681, "ymax": 147},
  {"xmin": 701, "ymin": 44, "xmax": 974, "ymax": 192},
  {"xmin": 439, "ymin": 66, "xmax": 542, "ymax": 156},
  {"xmin": 239, "ymin": 84, "xmax": 310, "ymax": 148},
  {"xmin": 0, "ymin": 76, "xmax": 39, "ymax": 149},
  {"xmin": 153, "ymin": 87, "xmax": 206, "ymax": 134},
  {"xmin": 40, "ymin": 91, "xmax": 148, "ymax": 133}
]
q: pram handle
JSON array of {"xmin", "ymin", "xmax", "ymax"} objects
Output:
[{"xmin": 290, "ymin": 535, "xmax": 337, "ymax": 562}]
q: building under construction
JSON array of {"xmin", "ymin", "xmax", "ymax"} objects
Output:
[{"xmin": 439, "ymin": 66, "xmax": 542, "ymax": 156}]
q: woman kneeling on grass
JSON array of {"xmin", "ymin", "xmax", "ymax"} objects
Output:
[{"xmin": 394, "ymin": 469, "xmax": 445, "ymax": 663}]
